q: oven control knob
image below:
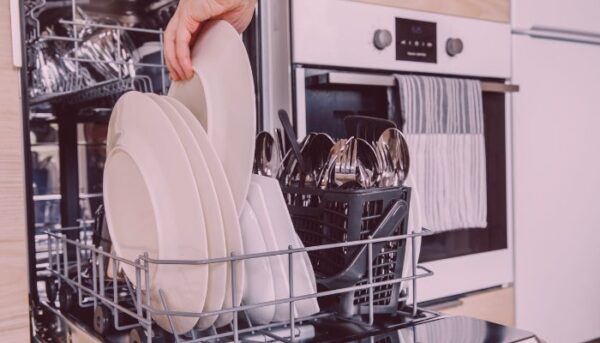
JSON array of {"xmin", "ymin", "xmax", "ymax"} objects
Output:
[
  {"xmin": 446, "ymin": 38, "xmax": 464, "ymax": 56},
  {"xmin": 373, "ymin": 29, "xmax": 393, "ymax": 50}
]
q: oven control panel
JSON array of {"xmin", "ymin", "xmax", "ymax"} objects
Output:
[
  {"xmin": 395, "ymin": 18, "xmax": 437, "ymax": 63},
  {"xmin": 292, "ymin": 0, "xmax": 511, "ymax": 78}
]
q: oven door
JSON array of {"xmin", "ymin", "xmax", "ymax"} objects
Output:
[{"xmin": 293, "ymin": 67, "xmax": 515, "ymax": 301}]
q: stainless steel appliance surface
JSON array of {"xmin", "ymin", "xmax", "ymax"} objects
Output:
[{"xmin": 259, "ymin": 0, "xmax": 518, "ymax": 302}]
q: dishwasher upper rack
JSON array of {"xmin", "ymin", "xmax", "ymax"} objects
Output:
[
  {"xmin": 26, "ymin": 0, "xmax": 170, "ymax": 107},
  {"xmin": 44, "ymin": 225, "xmax": 436, "ymax": 343}
]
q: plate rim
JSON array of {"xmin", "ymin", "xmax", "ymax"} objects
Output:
[
  {"xmin": 246, "ymin": 182, "xmax": 298, "ymax": 321},
  {"xmin": 239, "ymin": 201, "xmax": 277, "ymax": 324},
  {"xmin": 103, "ymin": 91, "xmax": 208, "ymax": 334},
  {"xmin": 168, "ymin": 20, "xmax": 256, "ymax": 212},
  {"xmin": 161, "ymin": 95, "xmax": 246, "ymax": 328},
  {"xmin": 147, "ymin": 94, "xmax": 228, "ymax": 329},
  {"xmin": 250, "ymin": 174, "xmax": 320, "ymax": 317}
]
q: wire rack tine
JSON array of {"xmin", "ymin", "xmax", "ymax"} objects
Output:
[
  {"xmin": 368, "ymin": 236, "xmax": 374, "ymax": 325},
  {"xmin": 288, "ymin": 245, "xmax": 295, "ymax": 343},
  {"xmin": 231, "ymin": 251, "xmax": 239, "ymax": 343},
  {"xmin": 411, "ymin": 232, "xmax": 418, "ymax": 317},
  {"xmin": 143, "ymin": 252, "xmax": 152, "ymax": 343},
  {"xmin": 158, "ymin": 289, "xmax": 181, "ymax": 343}
]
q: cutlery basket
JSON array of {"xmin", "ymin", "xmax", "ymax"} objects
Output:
[{"xmin": 281, "ymin": 184, "xmax": 411, "ymax": 317}]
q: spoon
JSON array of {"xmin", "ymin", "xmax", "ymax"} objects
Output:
[
  {"xmin": 301, "ymin": 133, "xmax": 334, "ymax": 186},
  {"xmin": 253, "ymin": 131, "xmax": 281, "ymax": 177},
  {"xmin": 318, "ymin": 138, "xmax": 350, "ymax": 189},
  {"xmin": 377, "ymin": 128, "xmax": 410, "ymax": 187},
  {"xmin": 355, "ymin": 138, "xmax": 379, "ymax": 188}
]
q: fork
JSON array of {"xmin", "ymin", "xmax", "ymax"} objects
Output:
[
  {"xmin": 375, "ymin": 141, "xmax": 396, "ymax": 187},
  {"xmin": 334, "ymin": 138, "xmax": 358, "ymax": 187}
]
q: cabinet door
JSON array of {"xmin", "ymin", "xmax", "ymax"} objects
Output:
[
  {"xmin": 512, "ymin": 0, "xmax": 600, "ymax": 33},
  {"xmin": 512, "ymin": 35, "xmax": 600, "ymax": 343},
  {"xmin": 0, "ymin": 1, "xmax": 29, "ymax": 341}
]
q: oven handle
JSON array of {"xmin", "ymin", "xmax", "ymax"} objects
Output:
[{"xmin": 305, "ymin": 71, "xmax": 519, "ymax": 93}]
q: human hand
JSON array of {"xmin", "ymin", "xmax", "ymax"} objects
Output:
[{"xmin": 164, "ymin": 0, "xmax": 257, "ymax": 81}]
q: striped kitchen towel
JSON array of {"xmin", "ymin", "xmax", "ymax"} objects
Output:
[{"xmin": 396, "ymin": 75, "xmax": 487, "ymax": 232}]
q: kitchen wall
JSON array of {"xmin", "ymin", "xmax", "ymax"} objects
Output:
[
  {"xmin": 0, "ymin": 1, "xmax": 30, "ymax": 341},
  {"xmin": 351, "ymin": 0, "xmax": 510, "ymax": 22}
]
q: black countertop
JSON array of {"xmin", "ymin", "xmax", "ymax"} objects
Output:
[{"xmin": 305, "ymin": 314, "xmax": 539, "ymax": 343}]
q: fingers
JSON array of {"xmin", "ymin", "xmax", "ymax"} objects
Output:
[
  {"xmin": 164, "ymin": 15, "xmax": 184, "ymax": 81},
  {"xmin": 164, "ymin": 0, "xmax": 258, "ymax": 80},
  {"xmin": 175, "ymin": 23, "xmax": 194, "ymax": 79},
  {"xmin": 165, "ymin": 0, "xmax": 207, "ymax": 81}
]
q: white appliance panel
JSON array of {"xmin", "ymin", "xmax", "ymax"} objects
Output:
[
  {"xmin": 260, "ymin": 0, "xmax": 293, "ymax": 134},
  {"xmin": 292, "ymin": 0, "xmax": 511, "ymax": 78},
  {"xmin": 419, "ymin": 249, "xmax": 513, "ymax": 302},
  {"xmin": 512, "ymin": 34, "xmax": 600, "ymax": 343},
  {"xmin": 512, "ymin": 0, "xmax": 600, "ymax": 34}
]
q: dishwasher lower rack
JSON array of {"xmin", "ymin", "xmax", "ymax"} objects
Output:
[{"xmin": 43, "ymin": 226, "xmax": 436, "ymax": 342}]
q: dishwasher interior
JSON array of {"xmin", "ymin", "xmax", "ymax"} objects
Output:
[{"xmin": 22, "ymin": 1, "xmax": 438, "ymax": 341}]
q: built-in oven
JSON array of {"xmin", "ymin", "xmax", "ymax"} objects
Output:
[{"xmin": 259, "ymin": 0, "xmax": 518, "ymax": 301}]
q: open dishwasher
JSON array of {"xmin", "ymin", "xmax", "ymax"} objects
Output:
[{"xmin": 19, "ymin": 0, "xmax": 540, "ymax": 342}]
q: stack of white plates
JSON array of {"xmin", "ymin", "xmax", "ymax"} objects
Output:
[
  {"xmin": 241, "ymin": 175, "xmax": 320, "ymax": 324},
  {"xmin": 104, "ymin": 20, "xmax": 320, "ymax": 335},
  {"xmin": 103, "ymin": 21, "xmax": 255, "ymax": 334}
]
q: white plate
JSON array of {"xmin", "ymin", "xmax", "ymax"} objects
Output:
[
  {"xmin": 148, "ymin": 94, "xmax": 227, "ymax": 330},
  {"xmin": 168, "ymin": 20, "xmax": 256, "ymax": 212},
  {"xmin": 161, "ymin": 95, "xmax": 245, "ymax": 328},
  {"xmin": 246, "ymin": 183, "xmax": 296, "ymax": 321},
  {"xmin": 292, "ymin": 232, "xmax": 317, "ymax": 289},
  {"xmin": 239, "ymin": 201, "xmax": 276, "ymax": 324},
  {"xmin": 104, "ymin": 147, "xmax": 158, "ymax": 281},
  {"xmin": 103, "ymin": 91, "xmax": 208, "ymax": 334},
  {"xmin": 250, "ymin": 175, "xmax": 320, "ymax": 318}
]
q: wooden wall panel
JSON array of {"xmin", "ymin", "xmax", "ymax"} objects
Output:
[
  {"xmin": 0, "ymin": 1, "xmax": 31, "ymax": 341},
  {"xmin": 351, "ymin": 0, "xmax": 510, "ymax": 23}
]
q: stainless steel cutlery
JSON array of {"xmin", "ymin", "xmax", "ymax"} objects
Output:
[
  {"xmin": 255, "ymin": 128, "xmax": 410, "ymax": 190},
  {"xmin": 253, "ymin": 131, "xmax": 282, "ymax": 177}
]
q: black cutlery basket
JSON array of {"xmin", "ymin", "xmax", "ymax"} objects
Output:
[{"xmin": 281, "ymin": 184, "xmax": 411, "ymax": 318}]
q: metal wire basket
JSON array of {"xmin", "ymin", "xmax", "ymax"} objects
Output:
[{"xmin": 44, "ymin": 218, "xmax": 435, "ymax": 342}]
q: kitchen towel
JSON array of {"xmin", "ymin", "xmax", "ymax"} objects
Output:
[{"xmin": 396, "ymin": 75, "xmax": 487, "ymax": 232}]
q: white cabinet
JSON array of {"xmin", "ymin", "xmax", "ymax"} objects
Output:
[
  {"xmin": 513, "ymin": 0, "xmax": 600, "ymax": 33},
  {"xmin": 512, "ymin": 22, "xmax": 600, "ymax": 343}
]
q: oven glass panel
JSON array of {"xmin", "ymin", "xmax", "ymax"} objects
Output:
[
  {"xmin": 301, "ymin": 68, "xmax": 508, "ymax": 262},
  {"xmin": 305, "ymin": 87, "xmax": 391, "ymax": 139},
  {"xmin": 419, "ymin": 91, "xmax": 508, "ymax": 262}
]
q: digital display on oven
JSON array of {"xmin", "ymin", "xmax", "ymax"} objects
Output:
[{"xmin": 395, "ymin": 18, "xmax": 437, "ymax": 63}]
